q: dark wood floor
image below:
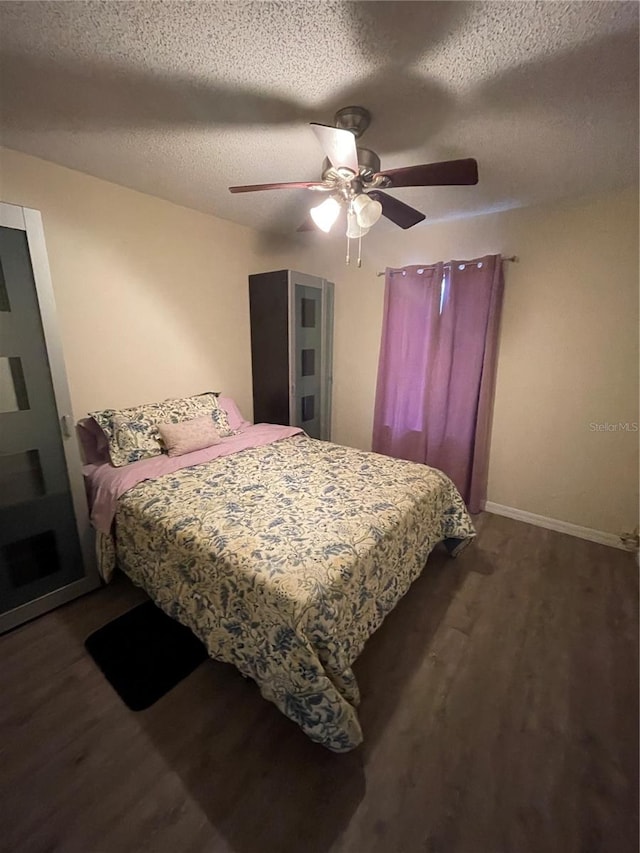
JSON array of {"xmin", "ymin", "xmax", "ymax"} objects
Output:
[{"xmin": 1, "ymin": 513, "xmax": 637, "ymax": 853}]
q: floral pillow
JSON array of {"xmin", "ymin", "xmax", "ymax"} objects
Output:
[
  {"xmin": 90, "ymin": 392, "xmax": 227, "ymax": 467},
  {"xmin": 159, "ymin": 392, "xmax": 221, "ymax": 425},
  {"xmin": 159, "ymin": 391, "xmax": 236, "ymax": 438},
  {"xmin": 211, "ymin": 406, "xmax": 235, "ymax": 438}
]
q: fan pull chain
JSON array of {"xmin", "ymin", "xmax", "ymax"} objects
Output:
[
  {"xmin": 346, "ymin": 233, "xmax": 350, "ymax": 265},
  {"xmin": 357, "ymin": 231, "xmax": 362, "ymax": 268}
]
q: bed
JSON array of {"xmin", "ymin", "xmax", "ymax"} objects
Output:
[{"xmin": 82, "ymin": 395, "xmax": 475, "ymax": 752}]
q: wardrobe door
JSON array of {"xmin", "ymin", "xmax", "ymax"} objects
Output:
[
  {"xmin": 0, "ymin": 205, "xmax": 98, "ymax": 632},
  {"xmin": 320, "ymin": 280, "xmax": 334, "ymax": 441},
  {"xmin": 248, "ymin": 270, "xmax": 290, "ymax": 425},
  {"xmin": 290, "ymin": 273, "xmax": 324, "ymax": 439}
]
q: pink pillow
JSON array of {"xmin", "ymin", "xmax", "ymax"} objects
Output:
[
  {"xmin": 217, "ymin": 396, "xmax": 251, "ymax": 431},
  {"xmin": 77, "ymin": 417, "xmax": 111, "ymax": 465},
  {"xmin": 158, "ymin": 415, "xmax": 222, "ymax": 457}
]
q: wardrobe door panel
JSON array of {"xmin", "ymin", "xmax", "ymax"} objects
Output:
[
  {"xmin": 320, "ymin": 280, "xmax": 334, "ymax": 441},
  {"xmin": 291, "ymin": 281, "xmax": 324, "ymax": 439},
  {"xmin": 0, "ymin": 208, "xmax": 98, "ymax": 632},
  {"xmin": 249, "ymin": 270, "xmax": 290, "ymax": 425}
]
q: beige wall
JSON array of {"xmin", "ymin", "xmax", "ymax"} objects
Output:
[
  {"xmin": 2, "ymin": 147, "xmax": 636, "ymax": 536},
  {"xmin": 1, "ymin": 147, "xmax": 256, "ymax": 420},
  {"xmin": 253, "ymin": 188, "xmax": 639, "ymax": 536}
]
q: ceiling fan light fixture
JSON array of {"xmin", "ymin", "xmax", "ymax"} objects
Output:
[
  {"xmin": 310, "ymin": 196, "xmax": 341, "ymax": 232},
  {"xmin": 346, "ymin": 209, "xmax": 370, "ymax": 239},
  {"xmin": 229, "ymin": 106, "xmax": 473, "ymax": 251},
  {"xmin": 353, "ymin": 194, "xmax": 383, "ymax": 229}
]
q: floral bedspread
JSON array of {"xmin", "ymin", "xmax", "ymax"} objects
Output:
[{"xmin": 107, "ymin": 435, "xmax": 475, "ymax": 751}]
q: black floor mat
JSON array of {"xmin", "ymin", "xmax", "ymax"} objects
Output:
[{"xmin": 85, "ymin": 600, "xmax": 208, "ymax": 711}]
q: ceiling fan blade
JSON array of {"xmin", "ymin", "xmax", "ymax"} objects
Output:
[
  {"xmin": 368, "ymin": 191, "xmax": 426, "ymax": 229},
  {"xmin": 310, "ymin": 123, "xmax": 359, "ymax": 173},
  {"xmin": 376, "ymin": 158, "xmax": 478, "ymax": 188},
  {"xmin": 229, "ymin": 181, "xmax": 326, "ymax": 194}
]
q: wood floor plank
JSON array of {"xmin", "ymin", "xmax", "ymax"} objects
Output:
[{"xmin": 1, "ymin": 514, "xmax": 637, "ymax": 853}]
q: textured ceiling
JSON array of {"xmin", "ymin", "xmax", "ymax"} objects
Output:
[{"xmin": 0, "ymin": 1, "xmax": 638, "ymax": 233}]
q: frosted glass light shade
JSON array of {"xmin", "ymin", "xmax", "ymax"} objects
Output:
[
  {"xmin": 310, "ymin": 197, "xmax": 341, "ymax": 232},
  {"xmin": 346, "ymin": 210, "xmax": 370, "ymax": 238},
  {"xmin": 353, "ymin": 194, "xmax": 383, "ymax": 228}
]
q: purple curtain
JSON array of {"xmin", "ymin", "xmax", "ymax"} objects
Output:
[{"xmin": 372, "ymin": 255, "xmax": 504, "ymax": 512}]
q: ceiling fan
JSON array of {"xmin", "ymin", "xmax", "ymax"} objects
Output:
[{"xmin": 229, "ymin": 106, "xmax": 479, "ymax": 265}]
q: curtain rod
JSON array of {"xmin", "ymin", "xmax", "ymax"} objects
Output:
[{"xmin": 376, "ymin": 255, "xmax": 519, "ymax": 277}]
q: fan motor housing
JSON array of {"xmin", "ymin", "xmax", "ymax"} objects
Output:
[
  {"xmin": 321, "ymin": 148, "xmax": 381, "ymax": 181},
  {"xmin": 334, "ymin": 106, "xmax": 371, "ymax": 139}
]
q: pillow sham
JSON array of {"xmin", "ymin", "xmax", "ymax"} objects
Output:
[
  {"xmin": 159, "ymin": 392, "xmax": 234, "ymax": 438},
  {"xmin": 160, "ymin": 391, "xmax": 222, "ymax": 425},
  {"xmin": 112, "ymin": 413, "xmax": 163, "ymax": 462},
  {"xmin": 90, "ymin": 391, "xmax": 222, "ymax": 467},
  {"xmin": 158, "ymin": 415, "xmax": 222, "ymax": 457},
  {"xmin": 211, "ymin": 405, "xmax": 235, "ymax": 438},
  {"xmin": 217, "ymin": 396, "xmax": 251, "ymax": 432},
  {"xmin": 76, "ymin": 417, "xmax": 111, "ymax": 465}
]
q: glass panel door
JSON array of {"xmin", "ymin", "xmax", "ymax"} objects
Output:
[
  {"xmin": 293, "ymin": 283, "xmax": 323, "ymax": 439},
  {"xmin": 0, "ymin": 224, "xmax": 86, "ymax": 621}
]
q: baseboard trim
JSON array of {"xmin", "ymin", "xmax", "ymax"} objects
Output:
[{"xmin": 482, "ymin": 501, "xmax": 629, "ymax": 551}]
